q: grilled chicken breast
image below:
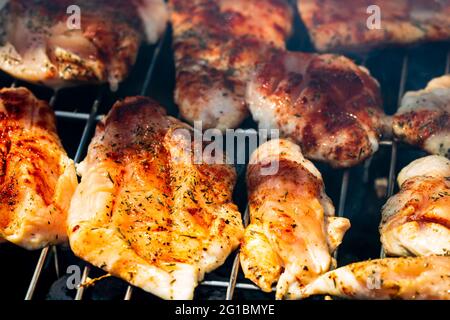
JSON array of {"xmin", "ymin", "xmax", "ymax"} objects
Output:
[
  {"xmin": 68, "ymin": 97, "xmax": 243, "ymax": 300},
  {"xmin": 297, "ymin": 256, "xmax": 450, "ymax": 300},
  {"xmin": 170, "ymin": 0, "xmax": 293, "ymax": 130},
  {"xmin": 380, "ymin": 155, "xmax": 450, "ymax": 257},
  {"xmin": 0, "ymin": 87, "xmax": 77, "ymax": 250},
  {"xmin": 247, "ymin": 51, "xmax": 385, "ymax": 168},
  {"xmin": 393, "ymin": 75, "xmax": 450, "ymax": 158},
  {"xmin": 240, "ymin": 139, "xmax": 350, "ymax": 299},
  {"xmin": 0, "ymin": 0, "xmax": 167, "ymax": 90},
  {"xmin": 298, "ymin": 0, "xmax": 450, "ymax": 52}
]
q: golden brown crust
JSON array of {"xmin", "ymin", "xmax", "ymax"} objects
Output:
[
  {"xmin": 0, "ymin": 87, "xmax": 77, "ymax": 249},
  {"xmin": 393, "ymin": 110, "xmax": 450, "ymax": 156},
  {"xmin": 68, "ymin": 96, "xmax": 243, "ymax": 299},
  {"xmin": 170, "ymin": 0, "xmax": 293, "ymax": 129},
  {"xmin": 393, "ymin": 75, "xmax": 450, "ymax": 157},
  {"xmin": 248, "ymin": 51, "xmax": 384, "ymax": 168},
  {"xmin": 299, "ymin": 256, "xmax": 450, "ymax": 300},
  {"xmin": 298, "ymin": 0, "xmax": 450, "ymax": 52},
  {"xmin": 241, "ymin": 139, "xmax": 350, "ymax": 299},
  {"xmin": 0, "ymin": 0, "xmax": 166, "ymax": 88}
]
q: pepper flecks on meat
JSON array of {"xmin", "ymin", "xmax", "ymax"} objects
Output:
[
  {"xmin": 298, "ymin": 256, "xmax": 450, "ymax": 300},
  {"xmin": 247, "ymin": 50, "xmax": 385, "ymax": 168},
  {"xmin": 393, "ymin": 75, "xmax": 450, "ymax": 158},
  {"xmin": 0, "ymin": 0, "xmax": 168, "ymax": 90},
  {"xmin": 0, "ymin": 87, "xmax": 77, "ymax": 250},
  {"xmin": 170, "ymin": 0, "xmax": 293, "ymax": 130},
  {"xmin": 240, "ymin": 139, "xmax": 350, "ymax": 299},
  {"xmin": 381, "ymin": 155, "xmax": 450, "ymax": 257},
  {"xmin": 68, "ymin": 96, "xmax": 243, "ymax": 300},
  {"xmin": 298, "ymin": 0, "xmax": 450, "ymax": 52}
]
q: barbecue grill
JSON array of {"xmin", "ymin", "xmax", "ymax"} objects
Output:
[{"xmin": 1, "ymin": 2, "xmax": 449, "ymax": 301}]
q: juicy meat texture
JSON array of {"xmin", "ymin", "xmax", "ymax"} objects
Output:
[
  {"xmin": 68, "ymin": 97, "xmax": 243, "ymax": 300},
  {"xmin": 0, "ymin": 87, "xmax": 77, "ymax": 250},
  {"xmin": 381, "ymin": 156, "xmax": 450, "ymax": 257},
  {"xmin": 298, "ymin": 0, "xmax": 450, "ymax": 52},
  {"xmin": 393, "ymin": 75, "xmax": 450, "ymax": 158},
  {"xmin": 297, "ymin": 256, "xmax": 450, "ymax": 300},
  {"xmin": 0, "ymin": 0, "xmax": 168, "ymax": 90},
  {"xmin": 170, "ymin": 0, "xmax": 293, "ymax": 130},
  {"xmin": 240, "ymin": 139, "xmax": 350, "ymax": 299},
  {"xmin": 247, "ymin": 51, "xmax": 385, "ymax": 168}
]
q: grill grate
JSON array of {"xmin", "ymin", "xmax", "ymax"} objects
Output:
[{"xmin": 1, "ymin": 18, "xmax": 449, "ymax": 301}]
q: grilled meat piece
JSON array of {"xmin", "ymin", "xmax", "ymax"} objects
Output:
[
  {"xmin": 170, "ymin": 0, "xmax": 293, "ymax": 130},
  {"xmin": 68, "ymin": 97, "xmax": 244, "ymax": 300},
  {"xmin": 393, "ymin": 75, "xmax": 450, "ymax": 158},
  {"xmin": 240, "ymin": 139, "xmax": 350, "ymax": 299},
  {"xmin": 298, "ymin": 0, "xmax": 450, "ymax": 52},
  {"xmin": 247, "ymin": 51, "xmax": 385, "ymax": 168},
  {"xmin": 297, "ymin": 256, "xmax": 450, "ymax": 300},
  {"xmin": 381, "ymin": 155, "xmax": 450, "ymax": 257},
  {"xmin": 0, "ymin": 0, "xmax": 167, "ymax": 90},
  {"xmin": 0, "ymin": 87, "xmax": 77, "ymax": 250}
]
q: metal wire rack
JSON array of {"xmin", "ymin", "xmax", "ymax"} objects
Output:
[{"xmin": 1, "ymin": 16, "xmax": 449, "ymax": 302}]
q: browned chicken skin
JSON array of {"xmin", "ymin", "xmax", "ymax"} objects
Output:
[
  {"xmin": 299, "ymin": 156, "xmax": 450, "ymax": 300},
  {"xmin": 298, "ymin": 0, "xmax": 450, "ymax": 52},
  {"xmin": 393, "ymin": 75, "xmax": 450, "ymax": 158},
  {"xmin": 170, "ymin": 0, "xmax": 293, "ymax": 130},
  {"xmin": 0, "ymin": 0, "xmax": 167, "ymax": 90},
  {"xmin": 68, "ymin": 97, "xmax": 243, "ymax": 300},
  {"xmin": 241, "ymin": 139, "xmax": 350, "ymax": 299},
  {"xmin": 381, "ymin": 156, "xmax": 450, "ymax": 257},
  {"xmin": 0, "ymin": 87, "xmax": 77, "ymax": 250},
  {"xmin": 298, "ymin": 256, "xmax": 450, "ymax": 300},
  {"xmin": 247, "ymin": 51, "xmax": 385, "ymax": 168}
]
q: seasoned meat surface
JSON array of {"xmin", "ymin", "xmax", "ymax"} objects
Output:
[
  {"xmin": 297, "ymin": 256, "xmax": 450, "ymax": 300},
  {"xmin": 393, "ymin": 75, "xmax": 450, "ymax": 158},
  {"xmin": 298, "ymin": 0, "xmax": 450, "ymax": 52},
  {"xmin": 0, "ymin": 0, "xmax": 167, "ymax": 90},
  {"xmin": 247, "ymin": 51, "xmax": 385, "ymax": 168},
  {"xmin": 381, "ymin": 156, "xmax": 450, "ymax": 257},
  {"xmin": 241, "ymin": 139, "xmax": 350, "ymax": 299},
  {"xmin": 170, "ymin": 0, "xmax": 293, "ymax": 130},
  {"xmin": 68, "ymin": 97, "xmax": 243, "ymax": 300},
  {"xmin": 0, "ymin": 87, "xmax": 77, "ymax": 250}
]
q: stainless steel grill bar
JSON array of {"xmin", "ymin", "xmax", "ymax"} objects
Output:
[
  {"xmin": 25, "ymin": 246, "xmax": 50, "ymax": 300},
  {"xmin": 75, "ymin": 265, "xmax": 91, "ymax": 300},
  {"xmin": 26, "ymin": 87, "xmax": 102, "ymax": 300},
  {"xmin": 124, "ymin": 286, "xmax": 133, "ymax": 301},
  {"xmin": 381, "ymin": 49, "xmax": 450, "ymax": 259},
  {"xmin": 55, "ymin": 111, "xmax": 104, "ymax": 122},
  {"xmin": 332, "ymin": 169, "xmax": 350, "ymax": 262},
  {"xmin": 225, "ymin": 207, "xmax": 250, "ymax": 300},
  {"xmin": 386, "ymin": 55, "xmax": 409, "ymax": 198},
  {"xmin": 446, "ymin": 50, "xmax": 450, "ymax": 74},
  {"xmin": 381, "ymin": 55, "xmax": 409, "ymax": 258},
  {"xmin": 331, "ymin": 54, "xmax": 369, "ymax": 264},
  {"xmin": 202, "ymin": 280, "xmax": 261, "ymax": 291},
  {"xmin": 52, "ymin": 246, "xmax": 60, "ymax": 279}
]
